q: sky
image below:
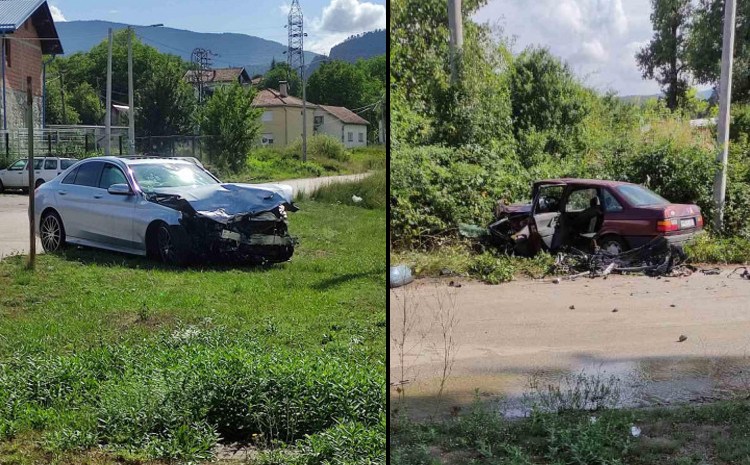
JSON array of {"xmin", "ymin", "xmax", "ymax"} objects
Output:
[
  {"xmin": 47, "ymin": 0, "xmax": 386, "ymax": 55},
  {"xmin": 474, "ymin": 0, "xmax": 707, "ymax": 96}
]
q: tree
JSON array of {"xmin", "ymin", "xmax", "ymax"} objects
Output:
[
  {"xmin": 69, "ymin": 82, "xmax": 104, "ymax": 125},
  {"xmin": 306, "ymin": 60, "xmax": 367, "ymax": 109},
  {"xmin": 44, "ymin": 76, "xmax": 80, "ymax": 125},
  {"xmin": 261, "ymin": 61, "xmax": 301, "ymax": 97},
  {"xmin": 199, "ymin": 84, "xmax": 262, "ymax": 172},
  {"xmin": 687, "ymin": 0, "xmax": 750, "ymax": 102},
  {"xmin": 136, "ymin": 58, "xmax": 197, "ymax": 138},
  {"xmin": 636, "ymin": 0, "xmax": 692, "ymax": 111}
]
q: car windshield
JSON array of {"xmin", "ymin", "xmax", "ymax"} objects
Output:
[
  {"xmin": 616, "ymin": 184, "xmax": 669, "ymax": 206},
  {"xmin": 129, "ymin": 162, "xmax": 218, "ymax": 193}
]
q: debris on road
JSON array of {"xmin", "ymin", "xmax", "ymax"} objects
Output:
[
  {"xmin": 729, "ymin": 267, "xmax": 750, "ymax": 280},
  {"xmin": 677, "ymin": 335, "xmax": 688, "ymax": 342},
  {"xmin": 612, "ymin": 308, "xmax": 619, "ymax": 313},
  {"xmin": 700, "ymin": 267, "xmax": 721, "ymax": 275},
  {"xmin": 390, "ymin": 265, "xmax": 414, "ymax": 288},
  {"xmin": 549, "ymin": 236, "xmax": 691, "ymax": 281},
  {"xmin": 569, "ymin": 305, "xmax": 575, "ymax": 310}
]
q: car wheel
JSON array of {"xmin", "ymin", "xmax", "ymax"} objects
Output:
[
  {"xmin": 155, "ymin": 223, "xmax": 189, "ymax": 265},
  {"xmin": 0, "ymin": 179, "xmax": 4, "ymax": 193},
  {"xmin": 35, "ymin": 179, "xmax": 44, "ymax": 189},
  {"xmin": 599, "ymin": 235, "xmax": 628, "ymax": 255},
  {"xmin": 40, "ymin": 211, "xmax": 66, "ymax": 252}
]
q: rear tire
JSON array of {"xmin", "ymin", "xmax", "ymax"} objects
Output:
[
  {"xmin": 599, "ymin": 235, "xmax": 628, "ymax": 255},
  {"xmin": 40, "ymin": 211, "xmax": 66, "ymax": 252},
  {"xmin": 0, "ymin": 179, "xmax": 4, "ymax": 193}
]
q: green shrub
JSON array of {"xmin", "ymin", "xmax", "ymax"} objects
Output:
[
  {"xmin": 286, "ymin": 134, "xmax": 351, "ymax": 163},
  {"xmin": 308, "ymin": 171, "xmax": 385, "ymax": 209},
  {"xmin": 685, "ymin": 234, "xmax": 750, "ymax": 264}
]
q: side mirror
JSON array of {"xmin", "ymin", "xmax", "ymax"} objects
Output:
[{"xmin": 108, "ymin": 183, "xmax": 133, "ymax": 195}]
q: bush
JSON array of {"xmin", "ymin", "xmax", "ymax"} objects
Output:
[{"xmin": 286, "ymin": 134, "xmax": 350, "ymax": 163}]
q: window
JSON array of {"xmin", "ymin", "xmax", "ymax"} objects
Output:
[
  {"xmin": 616, "ymin": 185, "xmax": 669, "ymax": 207},
  {"xmin": 130, "ymin": 162, "xmax": 218, "ymax": 193},
  {"xmin": 26, "ymin": 159, "xmax": 43, "ymax": 170},
  {"xmin": 262, "ymin": 111, "xmax": 273, "ymax": 122},
  {"xmin": 99, "ymin": 164, "xmax": 128, "ymax": 189},
  {"xmin": 261, "ymin": 133, "xmax": 274, "ymax": 146},
  {"xmin": 7, "ymin": 160, "xmax": 25, "ymax": 171},
  {"xmin": 62, "ymin": 168, "xmax": 78, "ymax": 184},
  {"xmin": 602, "ymin": 189, "xmax": 624, "ymax": 212},
  {"xmin": 358, "ymin": 132, "xmax": 364, "ymax": 142},
  {"xmin": 347, "ymin": 132, "xmax": 353, "ymax": 142},
  {"xmin": 44, "ymin": 159, "xmax": 57, "ymax": 170},
  {"xmin": 60, "ymin": 159, "xmax": 76, "ymax": 170},
  {"xmin": 535, "ymin": 185, "xmax": 564, "ymax": 214},
  {"xmin": 565, "ymin": 188, "xmax": 598, "ymax": 212},
  {"xmin": 73, "ymin": 162, "xmax": 104, "ymax": 187}
]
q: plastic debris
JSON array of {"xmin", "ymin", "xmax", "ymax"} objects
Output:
[
  {"xmin": 630, "ymin": 426, "xmax": 641, "ymax": 437},
  {"xmin": 390, "ymin": 264, "xmax": 414, "ymax": 288},
  {"xmin": 352, "ymin": 195, "xmax": 363, "ymax": 203}
]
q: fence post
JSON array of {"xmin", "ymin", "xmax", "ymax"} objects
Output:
[
  {"xmin": 4, "ymin": 132, "xmax": 8, "ymax": 160},
  {"xmin": 119, "ymin": 135, "xmax": 123, "ymax": 155},
  {"xmin": 84, "ymin": 133, "xmax": 89, "ymax": 153},
  {"xmin": 47, "ymin": 132, "xmax": 51, "ymax": 155}
]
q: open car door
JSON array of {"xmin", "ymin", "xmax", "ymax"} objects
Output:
[{"xmin": 529, "ymin": 182, "xmax": 566, "ymax": 251}]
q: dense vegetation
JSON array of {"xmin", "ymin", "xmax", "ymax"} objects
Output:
[{"xmin": 390, "ymin": 0, "xmax": 750, "ymax": 255}]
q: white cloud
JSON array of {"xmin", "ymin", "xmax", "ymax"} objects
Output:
[
  {"xmin": 317, "ymin": 0, "xmax": 385, "ymax": 33},
  {"xmin": 578, "ymin": 39, "xmax": 608, "ymax": 62},
  {"xmin": 278, "ymin": 1, "xmax": 291, "ymax": 16},
  {"xmin": 49, "ymin": 4, "xmax": 66, "ymax": 22},
  {"xmin": 307, "ymin": 32, "xmax": 350, "ymax": 55}
]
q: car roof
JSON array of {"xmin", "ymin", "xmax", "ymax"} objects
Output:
[
  {"xmin": 81, "ymin": 156, "xmax": 195, "ymax": 166},
  {"xmin": 535, "ymin": 178, "xmax": 639, "ymax": 188}
]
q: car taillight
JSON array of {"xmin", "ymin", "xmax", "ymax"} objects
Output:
[
  {"xmin": 656, "ymin": 219, "xmax": 679, "ymax": 232},
  {"xmin": 696, "ymin": 214, "xmax": 704, "ymax": 228}
]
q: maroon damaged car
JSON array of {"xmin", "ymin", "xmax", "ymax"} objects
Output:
[{"xmin": 489, "ymin": 178, "xmax": 704, "ymax": 255}]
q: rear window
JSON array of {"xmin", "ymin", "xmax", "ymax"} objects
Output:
[
  {"xmin": 616, "ymin": 185, "xmax": 669, "ymax": 207},
  {"xmin": 60, "ymin": 159, "xmax": 76, "ymax": 169},
  {"xmin": 44, "ymin": 159, "xmax": 57, "ymax": 170}
]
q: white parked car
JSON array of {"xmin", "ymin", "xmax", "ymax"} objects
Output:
[{"xmin": 0, "ymin": 157, "xmax": 77, "ymax": 192}]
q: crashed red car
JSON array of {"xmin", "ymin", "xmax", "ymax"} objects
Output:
[{"xmin": 489, "ymin": 178, "xmax": 704, "ymax": 255}]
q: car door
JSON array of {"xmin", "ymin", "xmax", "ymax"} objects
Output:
[
  {"xmin": 2, "ymin": 159, "xmax": 27, "ymax": 187},
  {"xmin": 24, "ymin": 159, "xmax": 44, "ymax": 185},
  {"xmin": 529, "ymin": 183, "xmax": 566, "ymax": 250},
  {"xmin": 55, "ymin": 161, "xmax": 104, "ymax": 242},
  {"xmin": 88, "ymin": 163, "xmax": 137, "ymax": 249}
]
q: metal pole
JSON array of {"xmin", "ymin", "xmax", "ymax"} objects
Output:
[
  {"xmin": 302, "ymin": 69, "xmax": 307, "ymax": 162},
  {"xmin": 127, "ymin": 27, "xmax": 135, "ymax": 155},
  {"xmin": 26, "ymin": 76, "xmax": 35, "ymax": 269},
  {"xmin": 2, "ymin": 34, "xmax": 7, "ymax": 130},
  {"xmin": 447, "ymin": 0, "xmax": 463, "ymax": 84},
  {"xmin": 713, "ymin": 0, "xmax": 737, "ymax": 231},
  {"xmin": 105, "ymin": 27, "xmax": 113, "ymax": 156},
  {"xmin": 59, "ymin": 69, "xmax": 66, "ymax": 123}
]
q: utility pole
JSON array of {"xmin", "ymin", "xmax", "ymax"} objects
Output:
[
  {"xmin": 447, "ymin": 0, "xmax": 463, "ymax": 84},
  {"xmin": 59, "ymin": 68, "xmax": 66, "ymax": 123},
  {"xmin": 288, "ymin": 0, "xmax": 307, "ymax": 162},
  {"xmin": 127, "ymin": 26, "xmax": 135, "ymax": 155},
  {"xmin": 105, "ymin": 27, "xmax": 113, "ymax": 156},
  {"xmin": 713, "ymin": 0, "xmax": 737, "ymax": 231},
  {"xmin": 26, "ymin": 76, "xmax": 35, "ymax": 270}
]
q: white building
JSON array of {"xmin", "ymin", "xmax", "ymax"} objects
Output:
[{"xmin": 314, "ymin": 105, "xmax": 369, "ymax": 148}]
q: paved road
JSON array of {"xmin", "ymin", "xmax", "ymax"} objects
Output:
[{"xmin": 0, "ymin": 172, "xmax": 371, "ymax": 259}]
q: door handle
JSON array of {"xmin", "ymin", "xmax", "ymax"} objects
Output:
[
  {"xmin": 58, "ymin": 191, "xmax": 67, "ymax": 196},
  {"xmin": 93, "ymin": 194, "xmax": 103, "ymax": 199}
]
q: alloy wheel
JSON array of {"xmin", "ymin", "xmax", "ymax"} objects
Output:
[{"xmin": 40, "ymin": 214, "xmax": 62, "ymax": 251}]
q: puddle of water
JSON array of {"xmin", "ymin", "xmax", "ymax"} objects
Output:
[{"xmin": 394, "ymin": 355, "xmax": 750, "ymax": 420}]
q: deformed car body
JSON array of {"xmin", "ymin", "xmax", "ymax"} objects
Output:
[
  {"xmin": 34, "ymin": 156, "xmax": 297, "ymax": 264},
  {"xmin": 490, "ymin": 178, "xmax": 704, "ymax": 255}
]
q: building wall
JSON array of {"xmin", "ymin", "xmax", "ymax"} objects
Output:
[
  {"xmin": 313, "ymin": 109, "xmax": 368, "ymax": 148},
  {"xmin": 258, "ymin": 106, "xmax": 315, "ymax": 148},
  {"xmin": 342, "ymin": 123, "xmax": 367, "ymax": 148},
  {"xmin": 1, "ymin": 18, "xmax": 44, "ymax": 129}
]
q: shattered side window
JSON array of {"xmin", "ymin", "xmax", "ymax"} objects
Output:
[
  {"xmin": 565, "ymin": 188, "xmax": 598, "ymax": 212},
  {"xmin": 535, "ymin": 185, "xmax": 564, "ymax": 213},
  {"xmin": 602, "ymin": 189, "xmax": 624, "ymax": 212}
]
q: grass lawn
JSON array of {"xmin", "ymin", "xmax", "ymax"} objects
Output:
[
  {"xmin": 0, "ymin": 200, "xmax": 385, "ymax": 464},
  {"xmin": 392, "ymin": 398, "xmax": 750, "ymax": 465}
]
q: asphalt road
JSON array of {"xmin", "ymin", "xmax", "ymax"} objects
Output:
[{"xmin": 0, "ymin": 172, "xmax": 370, "ymax": 259}]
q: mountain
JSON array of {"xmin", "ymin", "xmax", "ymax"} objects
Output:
[
  {"xmin": 55, "ymin": 20, "xmax": 320, "ymax": 76},
  {"xmin": 306, "ymin": 29, "xmax": 385, "ymax": 76},
  {"xmin": 618, "ymin": 89, "xmax": 714, "ymax": 104}
]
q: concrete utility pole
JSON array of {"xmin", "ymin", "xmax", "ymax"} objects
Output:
[
  {"xmin": 713, "ymin": 0, "xmax": 737, "ymax": 231},
  {"xmin": 26, "ymin": 76, "xmax": 35, "ymax": 269},
  {"xmin": 448, "ymin": 0, "xmax": 463, "ymax": 84},
  {"xmin": 105, "ymin": 27, "xmax": 113, "ymax": 156}
]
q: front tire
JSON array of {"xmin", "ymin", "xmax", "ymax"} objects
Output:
[
  {"xmin": 40, "ymin": 211, "xmax": 66, "ymax": 252},
  {"xmin": 154, "ymin": 223, "xmax": 189, "ymax": 265},
  {"xmin": 0, "ymin": 179, "xmax": 4, "ymax": 193}
]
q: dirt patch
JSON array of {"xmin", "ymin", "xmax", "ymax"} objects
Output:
[{"xmin": 391, "ymin": 270, "xmax": 750, "ymax": 418}]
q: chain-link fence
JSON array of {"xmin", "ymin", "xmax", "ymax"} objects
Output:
[{"xmin": 135, "ymin": 135, "xmax": 214, "ymax": 163}]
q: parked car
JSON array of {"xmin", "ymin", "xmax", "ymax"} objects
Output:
[
  {"xmin": 0, "ymin": 157, "xmax": 77, "ymax": 192},
  {"xmin": 490, "ymin": 178, "xmax": 704, "ymax": 255},
  {"xmin": 34, "ymin": 156, "xmax": 297, "ymax": 265}
]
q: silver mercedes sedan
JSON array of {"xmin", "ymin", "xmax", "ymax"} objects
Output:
[{"xmin": 34, "ymin": 156, "xmax": 297, "ymax": 265}]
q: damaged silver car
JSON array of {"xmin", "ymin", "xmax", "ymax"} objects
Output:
[{"xmin": 34, "ymin": 156, "xmax": 297, "ymax": 265}]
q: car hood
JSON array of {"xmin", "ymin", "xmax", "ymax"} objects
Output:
[{"xmin": 148, "ymin": 182, "xmax": 295, "ymax": 224}]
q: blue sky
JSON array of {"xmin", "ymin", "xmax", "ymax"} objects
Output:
[{"xmin": 48, "ymin": 0, "xmax": 386, "ymax": 54}]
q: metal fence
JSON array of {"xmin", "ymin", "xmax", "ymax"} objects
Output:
[{"xmin": 0, "ymin": 128, "xmax": 214, "ymax": 168}]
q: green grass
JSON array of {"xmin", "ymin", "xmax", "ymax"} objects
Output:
[
  {"xmin": 306, "ymin": 170, "xmax": 386, "ymax": 210},
  {"xmin": 0, "ymin": 201, "xmax": 386, "ymax": 463},
  {"xmin": 221, "ymin": 144, "xmax": 385, "ymax": 183},
  {"xmin": 391, "ymin": 398, "xmax": 750, "ymax": 465},
  {"xmin": 684, "ymin": 233, "xmax": 750, "ymax": 264}
]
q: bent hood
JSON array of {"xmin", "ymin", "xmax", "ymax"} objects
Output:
[{"xmin": 149, "ymin": 182, "xmax": 296, "ymax": 224}]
